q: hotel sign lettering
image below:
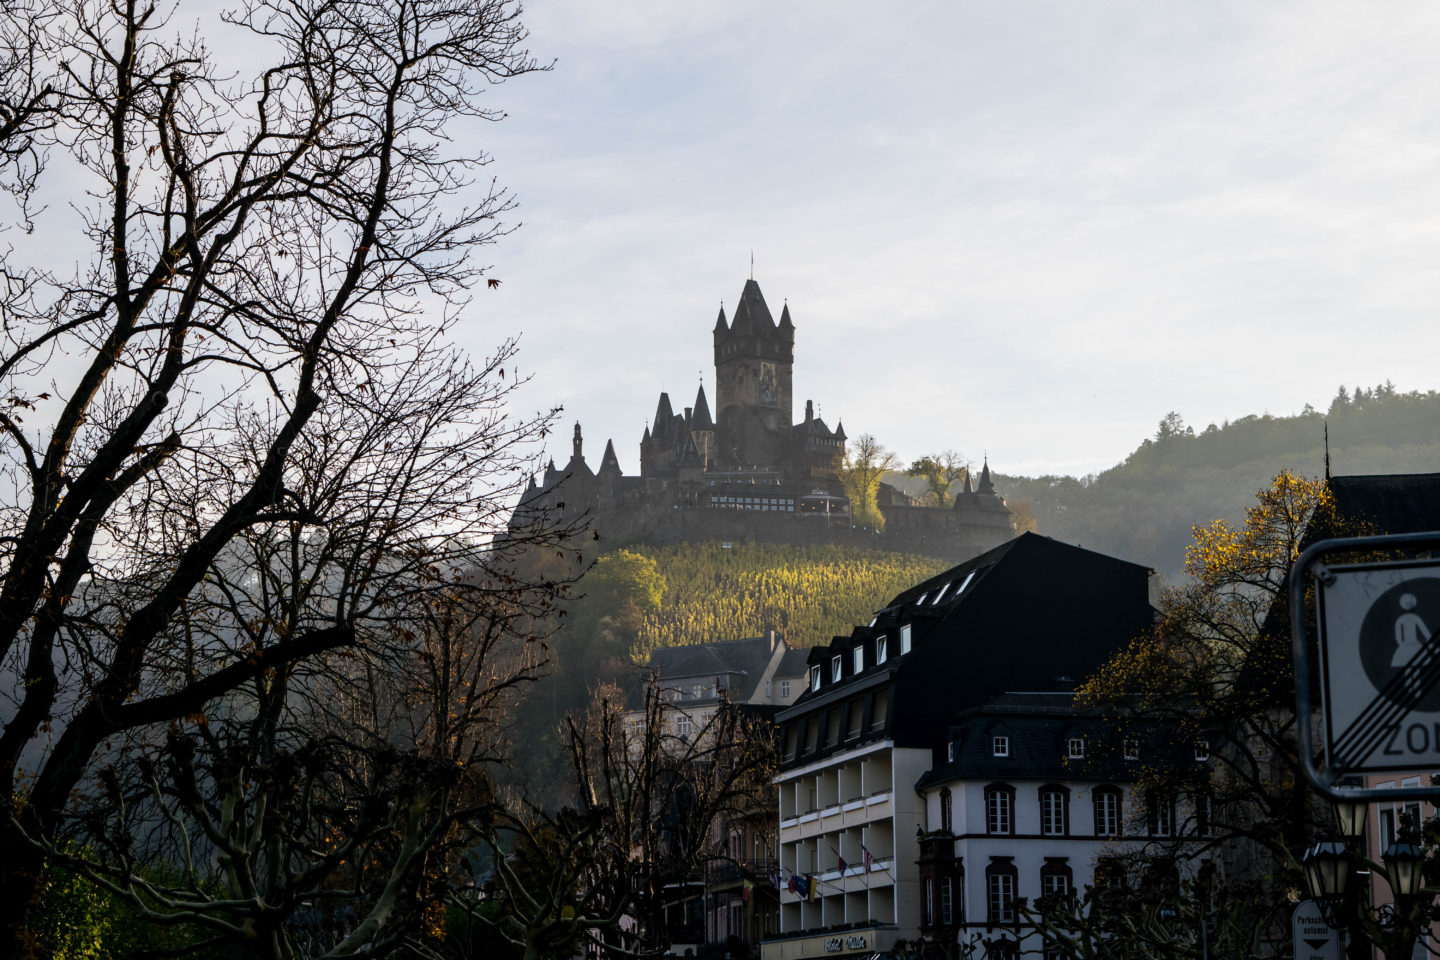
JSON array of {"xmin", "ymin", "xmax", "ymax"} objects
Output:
[{"xmin": 823, "ymin": 935, "xmax": 868, "ymax": 952}]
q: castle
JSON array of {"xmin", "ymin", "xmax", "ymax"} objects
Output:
[{"xmin": 511, "ymin": 279, "xmax": 1015, "ymax": 561}]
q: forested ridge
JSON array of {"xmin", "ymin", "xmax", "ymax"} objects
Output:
[{"xmin": 993, "ymin": 383, "xmax": 1440, "ymax": 581}]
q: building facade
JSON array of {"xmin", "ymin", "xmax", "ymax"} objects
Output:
[{"xmin": 761, "ymin": 533, "xmax": 1159, "ymax": 960}]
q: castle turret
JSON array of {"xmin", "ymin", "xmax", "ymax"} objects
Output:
[
  {"xmin": 977, "ymin": 457, "xmax": 995, "ymax": 496},
  {"xmin": 690, "ymin": 384, "xmax": 714, "ymax": 467},
  {"xmin": 713, "ymin": 278, "xmax": 794, "ymax": 469}
]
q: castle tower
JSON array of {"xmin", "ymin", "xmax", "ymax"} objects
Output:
[
  {"xmin": 690, "ymin": 383, "xmax": 715, "ymax": 468},
  {"xmin": 713, "ymin": 280, "xmax": 794, "ymax": 468}
]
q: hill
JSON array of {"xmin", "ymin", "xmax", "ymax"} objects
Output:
[
  {"xmin": 997, "ymin": 383, "xmax": 1440, "ymax": 581},
  {"xmin": 607, "ymin": 542, "xmax": 951, "ymax": 662}
]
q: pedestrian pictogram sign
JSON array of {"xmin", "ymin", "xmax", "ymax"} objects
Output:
[{"xmin": 1317, "ymin": 558, "xmax": 1440, "ymax": 773}]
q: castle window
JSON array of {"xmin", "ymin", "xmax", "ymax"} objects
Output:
[{"xmin": 900, "ymin": 624, "xmax": 912, "ymax": 655}]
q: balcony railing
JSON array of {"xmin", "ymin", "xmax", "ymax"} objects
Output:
[{"xmin": 706, "ymin": 857, "xmax": 778, "ymax": 885}]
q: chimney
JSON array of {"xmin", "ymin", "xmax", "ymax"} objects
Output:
[
  {"xmin": 768, "ymin": 629, "xmax": 778, "ymax": 653},
  {"xmin": 805, "ymin": 400, "xmax": 814, "ymax": 422}
]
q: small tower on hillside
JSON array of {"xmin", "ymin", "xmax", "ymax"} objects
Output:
[{"xmin": 712, "ymin": 280, "xmax": 794, "ymax": 468}]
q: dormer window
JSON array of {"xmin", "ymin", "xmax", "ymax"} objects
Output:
[
  {"xmin": 992, "ymin": 735, "xmax": 1010, "ymax": 757},
  {"xmin": 956, "ymin": 570, "xmax": 976, "ymax": 595},
  {"xmin": 900, "ymin": 623, "xmax": 912, "ymax": 655},
  {"xmin": 1067, "ymin": 737, "xmax": 1086, "ymax": 759},
  {"xmin": 876, "ymin": 636, "xmax": 888, "ymax": 665},
  {"xmin": 947, "ymin": 741, "xmax": 958, "ymax": 762},
  {"xmin": 853, "ymin": 646, "xmax": 864, "ymax": 674},
  {"xmin": 916, "ymin": 592, "xmax": 929, "ymax": 606},
  {"xmin": 932, "ymin": 583, "xmax": 951, "ymax": 604},
  {"xmin": 1194, "ymin": 739, "xmax": 1210, "ymax": 762},
  {"xmin": 832, "ymin": 656, "xmax": 842, "ymax": 683},
  {"xmin": 810, "ymin": 666, "xmax": 820, "ymax": 692},
  {"xmin": 1124, "ymin": 739, "xmax": 1140, "ymax": 761}
]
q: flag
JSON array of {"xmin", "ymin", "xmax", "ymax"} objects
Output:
[
  {"xmin": 794, "ymin": 875, "xmax": 808, "ymax": 898},
  {"xmin": 838, "ymin": 855, "xmax": 847, "ymax": 874},
  {"xmin": 862, "ymin": 843, "xmax": 874, "ymax": 873},
  {"xmin": 787, "ymin": 875, "xmax": 797, "ymax": 894},
  {"xmin": 770, "ymin": 864, "xmax": 781, "ymax": 889},
  {"xmin": 808, "ymin": 874, "xmax": 819, "ymax": 902},
  {"xmin": 743, "ymin": 879, "xmax": 753, "ymax": 902}
]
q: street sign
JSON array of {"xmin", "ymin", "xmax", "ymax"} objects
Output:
[
  {"xmin": 1292, "ymin": 900, "xmax": 1344, "ymax": 960},
  {"xmin": 1317, "ymin": 558, "xmax": 1440, "ymax": 773}
]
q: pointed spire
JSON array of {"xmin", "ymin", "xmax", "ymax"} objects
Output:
[
  {"xmin": 572, "ymin": 422, "xmax": 583, "ymax": 460},
  {"xmin": 778, "ymin": 301, "xmax": 794, "ymax": 332},
  {"xmin": 734, "ymin": 278, "xmax": 775, "ymax": 335},
  {"xmin": 599, "ymin": 438, "xmax": 622, "ymax": 477},
  {"xmin": 834, "ymin": 420, "xmax": 846, "ymax": 441},
  {"xmin": 714, "ymin": 303, "xmax": 728, "ymax": 334},
  {"xmin": 652, "ymin": 393, "xmax": 674, "ymax": 439},
  {"xmin": 978, "ymin": 457, "xmax": 995, "ymax": 495},
  {"xmin": 642, "ymin": 423, "xmax": 651, "ymax": 443},
  {"xmin": 692, "ymin": 384, "xmax": 714, "ymax": 430}
]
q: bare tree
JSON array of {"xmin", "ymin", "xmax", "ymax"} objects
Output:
[
  {"xmin": 472, "ymin": 682, "xmax": 777, "ymax": 960},
  {"xmin": 0, "ymin": 0, "xmax": 564, "ymax": 953},
  {"xmin": 837, "ymin": 434, "xmax": 898, "ymax": 531}
]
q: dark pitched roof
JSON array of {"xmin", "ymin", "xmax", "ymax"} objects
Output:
[
  {"xmin": 598, "ymin": 439, "xmax": 622, "ymax": 477},
  {"xmin": 1326, "ymin": 473, "xmax": 1440, "ymax": 536},
  {"xmin": 691, "ymin": 384, "xmax": 714, "ymax": 431},
  {"xmin": 778, "ymin": 302, "xmax": 794, "ymax": 331},
  {"xmin": 677, "ymin": 433, "xmax": 703, "ymax": 469},
  {"xmin": 977, "ymin": 459, "xmax": 996, "ymax": 495},
  {"xmin": 646, "ymin": 635, "xmax": 780, "ymax": 701},
  {"xmin": 730, "ymin": 278, "xmax": 776, "ymax": 337},
  {"xmin": 713, "ymin": 304, "xmax": 728, "ymax": 333},
  {"xmin": 651, "ymin": 393, "xmax": 674, "ymax": 439}
]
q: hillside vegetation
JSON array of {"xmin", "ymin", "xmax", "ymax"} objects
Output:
[
  {"xmin": 624, "ymin": 542, "xmax": 949, "ymax": 660},
  {"xmin": 996, "ymin": 384, "xmax": 1440, "ymax": 581}
]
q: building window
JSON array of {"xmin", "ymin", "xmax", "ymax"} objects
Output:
[
  {"xmin": 987, "ymin": 859, "xmax": 1018, "ymax": 924},
  {"xmin": 876, "ymin": 636, "xmax": 888, "ymax": 664},
  {"xmin": 992, "ymin": 735, "xmax": 1010, "ymax": 757},
  {"xmin": 1149, "ymin": 793, "xmax": 1174, "ymax": 837},
  {"xmin": 986, "ymin": 784, "xmax": 1014, "ymax": 835},
  {"xmin": 870, "ymin": 688, "xmax": 890, "ymax": 731},
  {"xmin": 924, "ymin": 877, "xmax": 934, "ymax": 926},
  {"xmin": 1040, "ymin": 785, "xmax": 1069, "ymax": 836},
  {"xmin": 676, "ymin": 714, "xmax": 693, "ymax": 737},
  {"xmin": 1194, "ymin": 738, "xmax": 1210, "ymax": 762},
  {"xmin": 765, "ymin": 680, "xmax": 773, "ymax": 698},
  {"xmin": 940, "ymin": 789, "xmax": 953, "ymax": 833},
  {"xmin": 947, "ymin": 741, "xmax": 957, "ymax": 763},
  {"xmin": 1123, "ymin": 739, "xmax": 1139, "ymax": 761},
  {"xmin": 832, "ymin": 655, "xmax": 842, "ymax": 683},
  {"xmin": 940, "ymin": 876, "xmax": 954, "ymax": 925},
  {"xmin": 847, "ymin": 699, "xmax": 864, "ymax": 739},
  {"xmin": 1067, "ymin": 737, "xmax": 1085, "ymax": 759},
  {"xmin": 933, "ymin": 582, "xmax": 951, "ymax": 604},
  {"xmin": 780, "ymin": 680, "xmax": 790, "ymax": 699},
  {"xmin": 1094, "ymin": 786, "xmax": 1121, "ymax": 837},
  {"xmin": 782, "ymin": 725, "xmax": 798, "ymax": 762},
  {"xmin": 1040, "ymin": 858, "xmax": 1073, "ymax": 903},
  {"xmin": 809, "ymin": 666, "xmax": 820, "ymax": 692},
  {"xmin": 853, "ymin": 646, "xmax": 864, "ymax": 674},
  {"xmin": 900, "ymin": 623, "xmax": 912, "ymax": 655}
]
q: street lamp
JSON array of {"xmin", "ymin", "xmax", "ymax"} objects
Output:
[
  {"xmin": 1303, "ymin": 834, "xmax": 1353, "ymax": 902},
  {"xmin": 1333, "ymin": 779, "xmax": 1368, "ymax": 844},
  {"xmin": 1383, "ymin": 839, "xmax": 1425, "ymax": 899}
]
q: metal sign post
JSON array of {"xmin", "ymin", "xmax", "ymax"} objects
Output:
[{"xmin": 1291, "ymin": 531, "xmax": 1440, "ymax": 803}]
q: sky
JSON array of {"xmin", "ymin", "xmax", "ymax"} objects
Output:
[{"xmin": 459, "ymin": 0, "xmax": 1440, "ymax": 480}]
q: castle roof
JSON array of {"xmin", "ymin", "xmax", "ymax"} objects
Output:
[
  {"xmin": 677, "ymin": 433, "xmax": 704, "ymax": 469},
  {"xmin": 691, "ymin": 384, "xmax": 714, "ymax": 431},
  {"xmin": 977, "ymin": 458, "xmax": 995, "ymax": 495},
  {"xmin": 651, "ymin": 392, "xmax": 674, "ymax": 439},
  {"xmin": 598, "ymin": 438, "xmax": 622, "ymax": 477},
  {"xmin": 713, "ymin": 304, "xmax": 728, "ymax": 334},
  {"xmin": 729, "ymin": 278, "xmax": 776, "ymax": 337},
  {"xmin": 778, "ymin": 301, "xmax": 794, "ymax": 331}
]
